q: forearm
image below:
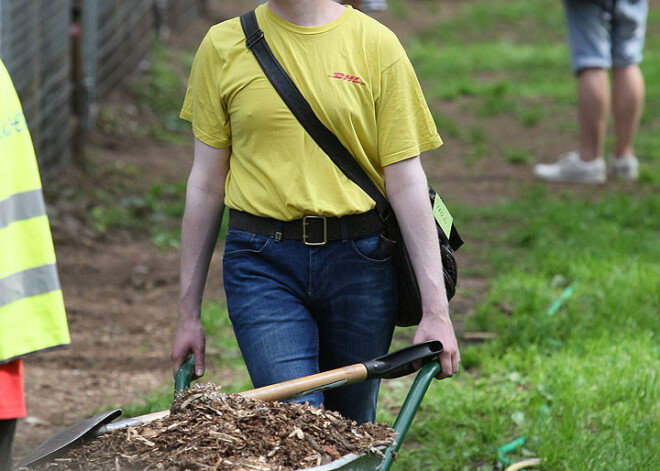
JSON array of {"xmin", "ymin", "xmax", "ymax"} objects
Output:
[
  {"xmin": 178, "ymin": 182, "xmax": 224, "ymax": 320},
  {"xmin": 384, "ymin": 160, "xmax": 449, "ymax": 318},
  {"xmin": 385, "ymin": 156, "xmax": 459, "ymax": 378},
  {"xmin": 172, "ymin": 140, "xmax": 229, "ymax": 377},
  {"xmin": 178, "ymin": 139, "xmax": 230, "ymax": 322}
]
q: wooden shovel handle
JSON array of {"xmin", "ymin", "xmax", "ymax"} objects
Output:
[{"xmin": 241, "ymin": 364, "xmax": 369, "ymax": 402}]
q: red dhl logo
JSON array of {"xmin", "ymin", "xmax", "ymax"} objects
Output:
[{"xmin": 328, "ymin": 72, "xmax": 366, "ymax": 85}]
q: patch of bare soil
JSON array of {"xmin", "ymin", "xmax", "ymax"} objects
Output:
[{"xmin": 29, "ymin": 384, "xmax": 395, "ymax": 471}]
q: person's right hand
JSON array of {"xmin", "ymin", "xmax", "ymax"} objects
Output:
[{"xmin": 171, "ymin": 318, "xmax": 206, "ymax": 379}]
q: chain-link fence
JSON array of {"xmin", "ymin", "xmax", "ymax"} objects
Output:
[
  {"xmin": 0, "ymin": 0, "xmax": 205, "ymax": 179},
  {"xmin": 1, "ymin": 0, "xmax": 72, "ymax": 176}
]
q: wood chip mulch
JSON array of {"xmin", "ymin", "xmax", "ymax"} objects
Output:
[{"xmin": 31, "ymin": 382, "xmax": 396, "ymax": 471}]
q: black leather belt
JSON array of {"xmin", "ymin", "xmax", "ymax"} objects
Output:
[{"xmin": 228, "ymin": 209, "xmax": 384, "ymax": 246}]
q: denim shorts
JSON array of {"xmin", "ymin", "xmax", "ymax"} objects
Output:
[
  {"xmin": 222, "ymin": 229, "xmax": 398, "ymax": 424},
  {"xmin": 562, "ymin": 0, "xmax": 648, "ymax": 73}
]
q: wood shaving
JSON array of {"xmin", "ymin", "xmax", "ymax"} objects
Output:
[{"xmin": 28, "ymin": 382, "xmax": 395, "ymax": 470}]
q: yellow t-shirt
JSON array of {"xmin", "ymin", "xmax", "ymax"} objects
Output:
[{"xmin": 180, "ymin": 4, "xmax": 442, "ymax": 220}]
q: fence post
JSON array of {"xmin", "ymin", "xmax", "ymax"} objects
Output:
[{"xmin": 80, "ymin": 0, "xmax": 98, "ymax": 132}]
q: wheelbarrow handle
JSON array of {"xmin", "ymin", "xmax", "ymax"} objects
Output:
[
  {"xmin": 363, "ymin": 340, "xmax": 442, "ymax": 380},
  {"xmin": 175, "ymin": 340, "xmax": 443, "ymax": 403},
  {"xmin": 380, "ymin": 360, "xmax": 443, "ymax": 471},
  {"xmin": 174, "ymin": 341, "xmax": 443, "ymax": 402},
  {"xmin": 175, "ymin": 354, "xmax": 196, "ymax": 393}
]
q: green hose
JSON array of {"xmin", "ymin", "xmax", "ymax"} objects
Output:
[
  {"xmin": 498, "ymin": 436, "xmax": 541, "ymax": 470},
  {"xmin": 497, "ymin": 436, "xmax": 527, "ymax": 465},
  {"xmin": 547, "ymin": 284, "xmax": 574, "ymax": 316}
]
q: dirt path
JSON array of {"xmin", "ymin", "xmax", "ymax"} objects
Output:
[{"xmin": 14, "ymin": 0, "xmax": 545, "ymax": 462}]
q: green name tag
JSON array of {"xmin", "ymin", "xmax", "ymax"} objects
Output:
[{"xmin": 433, "ymin": 193, "xmax": 453, "ymax": 237}]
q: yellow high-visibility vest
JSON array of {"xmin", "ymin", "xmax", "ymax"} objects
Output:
[{"xmin": 0, "ymin": 59, "xmax": 70, "ymax": 363}]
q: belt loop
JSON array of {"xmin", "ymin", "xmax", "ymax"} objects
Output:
[
  {"xmin": 340, "ymin": 216, "xmax": 348, "ymax": 241},
  {"xmin": 275, "ymin": 221, "xmax": 283, "ymax": 242}
]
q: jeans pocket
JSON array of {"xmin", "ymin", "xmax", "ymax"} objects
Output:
[
  {"xmin": 350, "ymin": 233, "xmax": 393, "ymax": 262},
  {"xmin": 223, "ymin": 229, "xmax": 272, "ymax": 258}
]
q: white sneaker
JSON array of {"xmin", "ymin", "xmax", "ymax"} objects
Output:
[
  {"xmin": 610, "ymin": 155, "xmax": 639, "ymax": 181},
  {"xmin": 534, "ymin": 151, "xmax": 606, "ymax": 183}
]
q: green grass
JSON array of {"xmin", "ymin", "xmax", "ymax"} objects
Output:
[
  {"xmin": 504, "ymin": 148, "xmax": 531, "ymax": 165},
  {"xmin": 90, "ymin": 177, "xmax": 187, "ymax": 247},
  {"xmin": 378, "ymin": 190, "xmax": 660, "ymax": 469},
  {"xmin": 374, "ymin": 1, "xmax": 660, "ymax": 469},
  {"xmin": 388, "ymin": 0, "xmax": 409, "ymax": 18},
  {"xmin": 90, "ymin": 176, "xmax": 231, "ymax": 248},
  {"xmin": 467, "ymin": 191, "xmax": 660, "ymax": 348},
  {"xmin": 410, "ymin": 40, "xmax": 573, "ymax": 103},
  {"xmin": 132, "ymin": 42, "xmax": 189, "ymax": 138},
  {"xmin": 379, "ymin": 338, "xmax": 660, "ymax": 470}
]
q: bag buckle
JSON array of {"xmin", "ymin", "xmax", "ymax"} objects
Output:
[
  {"xmin": 302, "ymin": 216, "xmax": 327, "ymax": 246},
  {"xmin": 245, "ymin": 28, "xmax": 264, "ymax": 49},
  {"xmin": 378, "ymin": 206, "xmax": 395, "ymax": 224}
]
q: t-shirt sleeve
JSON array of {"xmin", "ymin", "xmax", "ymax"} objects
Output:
[
  {"xmin": 376, "ymin": 51, "xmax": 442, "ymax": 167},
  {"xmin": 180, "ymin": 31, "xmax": 231, "ymax": 149}
]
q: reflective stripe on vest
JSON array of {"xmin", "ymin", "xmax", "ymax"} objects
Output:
[
  {"xmin": 0, "ymin": 189, "xmax": 46, "ymax": 230},
  {"xmin": 0, "ymin": 264, "xmax": 61, "ymax": 309}
]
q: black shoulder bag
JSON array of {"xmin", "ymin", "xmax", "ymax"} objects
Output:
[{"xmin": 240, "ymin": 10, "xmax": 463, "ymax": 326}]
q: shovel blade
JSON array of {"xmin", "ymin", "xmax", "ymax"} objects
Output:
[{"xmin": 14, "ymin": 409, "xmax": 122, "ymax": 470}]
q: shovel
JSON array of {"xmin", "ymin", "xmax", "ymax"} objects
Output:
[{"xmin": 14, "ymin": 340, "xmax": 442, "ymax": 470}]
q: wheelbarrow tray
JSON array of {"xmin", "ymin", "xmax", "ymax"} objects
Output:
[{"xmin": 304, "ymin": 451, "xmax": 384, "ymax": 471}]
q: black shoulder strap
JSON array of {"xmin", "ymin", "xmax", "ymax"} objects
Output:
[{"xmin": 239, "ymin": 10, "xmax": 392, "ymax": 218}]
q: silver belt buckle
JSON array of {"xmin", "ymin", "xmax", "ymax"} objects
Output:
[{"xmin": 302, "ymin": 215, "xmax": 327, "ymax": 246}]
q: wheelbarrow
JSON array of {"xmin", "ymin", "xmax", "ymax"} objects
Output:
[{"xmin": 15, "ymin": 340, "xmax": 444, "ymax": 471}]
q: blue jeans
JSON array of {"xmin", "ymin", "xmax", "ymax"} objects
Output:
[
  {"xmin": 223, "ymin": 229, "xmax": 397, "ymax": 424},
  {"xmin": 0, "ymin": 419, "xmax": 16, "ymax": 471}
]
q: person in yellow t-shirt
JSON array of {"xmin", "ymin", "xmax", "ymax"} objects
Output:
[{"xmin": 171, "ymin": 0, "xmax": 459, "ymax": 424}]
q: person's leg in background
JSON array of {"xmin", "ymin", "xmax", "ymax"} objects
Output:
[
  {"xmin": 609, "ymin": 0, "xmax": 648, "ymax": 179},
  {"xmin": 534, "ymin": 0, "xmax": 610, "ymax": 183},
  {"xmin": 577, "ymin": 67, "xmax": 610, "ymax": 163},
  {"xmin": 0, "ymin": 420, "xmax": 17, "ymax": 471},
  {"xmin": 610, "ymin": 64, "xmax": 644, "ymax": 178}
]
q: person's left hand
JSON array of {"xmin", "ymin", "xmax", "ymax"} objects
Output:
[{"xmin": 412, "ymin": 312, "xmax": 460, "ymax": 379}]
